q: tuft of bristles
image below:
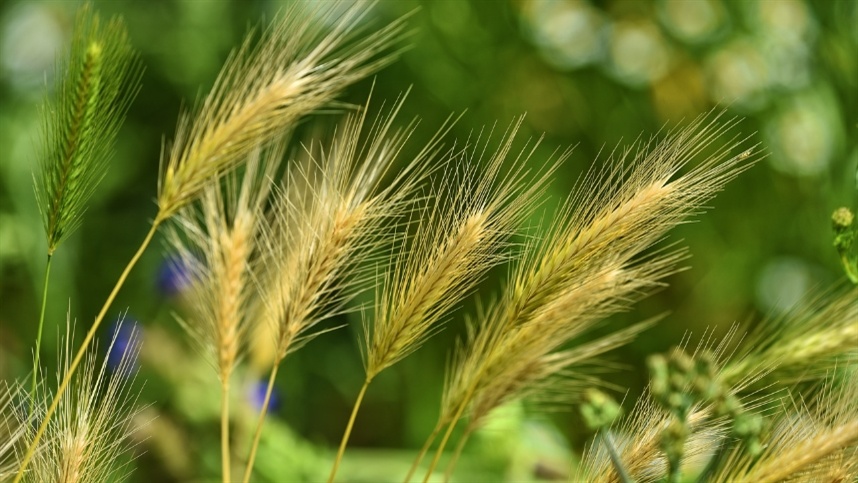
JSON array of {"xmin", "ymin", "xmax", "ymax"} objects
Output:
[
  {"xmin": 440, "ymin": 114, "xmax": 757, "ymax": 435},
  {"xmin": 577, "ymin": 284, "xmax": 858, "ymax": 483},
  {"xmin": 715, "ymin": 376, "xmax": 858, "ymax": 482},
  {"xmin": 25, "ymin": 319, "xmax": 143, "ymax": 483},
  {"xmin": 721, "ymin": 285, "xmax": 858, "ymax": 387},
  {"xmin": 364, "ymin": 119, "xmax": 558, "ymax": 381},
  {"xmin": 1, "ymin": 382, "xmax": 28, "ymax": 479},
  {"xmin": 34, "ymin": 3, "xmax": 142, "ymax": 254},
  {"xmin": 259, "ymin": 94, "xmax": 435, "ymax": 366},
  {"xmin": 156, "ymin": 1, "xmax": 408, "ymax": 221},
  {"xmin": 168, "ymin": 145, "xmax": 282, "ymax": 383},
  {"xmin": 578, "ymin": 397, "xmax": 728, "ymax": 483}
]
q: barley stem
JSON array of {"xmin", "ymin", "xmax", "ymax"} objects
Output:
[
  {"xmin": 404, "ymin": 421, "xmax": 443, "ymax": 483},
  {"xmin": 329, "ymin": 378, "xmax": 370, "ymax": 483},
  {"xmin": 423, "ymin": 403, "xmax": 467, "ymax": 483},
  {"xmin": 242, "ymin": 363, "xmax": 279, "ymax": 483},
  {"xmin": 14, "ymin": 219, "xmax": 161, "ymax": 482},
  {"xmin": 222, "ymin": 381, "xmax": 231, "ymax": 483},
  {"xmin": 442, "ymin": 426, "xmax": 472, "ymax": 482},
  {"xmin": 29, "ymin": 253, "xmax": 52, "ymax": 417}
]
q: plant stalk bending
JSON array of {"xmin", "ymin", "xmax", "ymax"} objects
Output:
[
  {"xmin": 14, "ymin": 219, "xmax": 161, "ymax": 482},
  {"xmin": 328, "ymin": 378, "xmax": 371, "ymax": 483},
  {"xmin": 242, "ymin": 364, "xmax": 279, "ymax": 483}
]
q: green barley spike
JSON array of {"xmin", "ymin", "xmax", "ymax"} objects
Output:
[
  {"xmin": 34, "ymin": 3, "xmax": 142, "ymax": 254},
  {"xmin": 28, "ymin": 2, "xmax": 142, "ymax": 418}
]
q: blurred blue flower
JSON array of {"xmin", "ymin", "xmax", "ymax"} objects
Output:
[
  {"xmin": 105, "ymin": 318, "xmax": 141, "ymax": 376},
  {"xmin": 157, "ymin": 254, "xmax": 195, "ymax": 296},
  {"xmin": 248, "ymin": 379, "xmax": 281, "ymax": 414}
]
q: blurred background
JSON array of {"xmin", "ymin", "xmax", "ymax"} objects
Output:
[{"xmin": 0, "ymin": 0, "xmax": 856, "ymax": 481}]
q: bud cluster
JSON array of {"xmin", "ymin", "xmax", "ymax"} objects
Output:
[
  {"xmin": 832, "ymin": 207, "xmax": 857, "ymax": 283},
  {"xmin": 649, "ymin": 349, "xmax": 763, "ymax": 481},
  {"xmin": 580, "ymin": 388, "xmax": 623, "ymax": 431}
]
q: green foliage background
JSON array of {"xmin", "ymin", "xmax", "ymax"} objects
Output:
[{"xmin": 0, "ymin": 0, "xmax": 855, "ymax": 481}]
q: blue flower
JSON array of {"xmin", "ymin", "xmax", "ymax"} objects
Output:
[
  {"xmin": 157, "ymin": 254, "xmax": 195, "ymax": 296},
  {"xmin": 105, "ymin": 318, "xmax": 141, "ymax": 376},
  {"xmin": 248, "ymin": 379, "xmax": 282, "ymax": 413}
]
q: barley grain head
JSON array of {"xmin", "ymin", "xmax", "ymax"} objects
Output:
[
  {"xmin": 156, "ymin": 1, "xmax": 409, "ymax": 220},
  {"xmin": 440, "ymin": 113, "xmax": 755, "ymax": 438},
  {"xmin": 715, "ymin": 375, "xmax": 858, "ymax": 482},
  {"xmin": 364, "ymin": 118, "xmax": 560, "ymax": 380},
  {"xmin": 26, "ymin": 317, "xmax": 143, "ymax": 483},
  {"xmin": 721, "ymin": 286, "xmax": 858, "ymax": 388},
  {"xmin": 257, "ymin": 94, "xmax": 436, "ymax": 363},
  {"xmin": 1, "ymin": 382, "xmax": 28, "ymax": 479},
  {"xmin": 168, "ymin": 144, "xmax": 282, "ymax": 383}
]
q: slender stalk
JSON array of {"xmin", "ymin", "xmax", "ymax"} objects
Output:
[
  {"xmin": 423, "ymin": 404, "xmax": 467, "ymax": 483},
  {"xmin": 29, "ymin": 254, "xmax": 53, "ymax": 417},
  {"xmin": 404, "ymin": 421, "xmax": 443, "ymax": 483},
  {"xmin": 14, "ymin": 219, "xmax": 161, "ymax": 482},
  {"xmin": 601, "ymin": 430, "xmax": 634, "ymax": 483},
  {"xmin": 242, "ymin": 364, "xmax": 279, "ymax": 483},
  {"xmin": 328, "ymin": 379, "xmax": 370, "ymax": 483},
  {"xmin": 442, "ymin": 427, "xmax": 473, "ymax": 483},
  {"xmin": 839, "ymin": 252, "xmax": 858, "ymax": 283},
  {"xmin": 222, "ymin": 381, "xmax": 231, "ymax": 483}
]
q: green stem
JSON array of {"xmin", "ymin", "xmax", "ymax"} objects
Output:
[
  {"xmin": 839, "ymin": 253, "xmax": 858, "ymax": 284},
  {"xmin": 14, "ymin": 219, "xmax": 161, "ymax": 483},
  {"xmin": 403, "ymin": 421, "xmax": 443, "ymax": 483},
  {"xmin": 423, "ymin": 409, "xmax": 464, "ymax": 483},
  {"xmin": 328, "ymin": 379, "xmax": 370, "ymax": 483},
  {"xmin": 442, "ymin": 426, "xmax": 472, "ymax": 483},
  {"xmin": 222, "ymin": 381, "xmax": 232, "ymax": 483},
  {"xmin": 601, "ymin": 430, "xmax": 634, "ymax": 483},
  {"xmin": 665, "ymin": 413, "xmax": 687, "ymax": 483},
  {"xmin": 242, "ymin": 364, "xmax": 279, "ymax": 483},
  {"xmin": 29, "ymin": 254, "xmax": 53, "ymax": 417}
]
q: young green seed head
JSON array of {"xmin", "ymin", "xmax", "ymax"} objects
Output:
[{"xmin": 34, "ymin": 4, "xmax": 142, "ymax": 254}]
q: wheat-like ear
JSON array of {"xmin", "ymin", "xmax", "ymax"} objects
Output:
[
  {"xmin": 714, "ymin": 376, "xmax": 858, "ymax": 482},
  {"xmin": 423, "ymin": 114, "xmax": 756, "ymax": 481},
  {"xmin": 721, "ymin": 285, "xmax": 858, "ymax": 387},
  {"xmin": 26, "ymin": 317, "xmax": 143, "ymax": 483},
  {"xmin": 258, "ymin": 93, "xmax": 436, "ymax": 364},
  {"xmin": 167, "ymin": 143, "xmax": 282, "ymax": 482},
  {"xmin": 1, "ymin": 382, "xmax": 28, "ymax": 479},
  {"xmin": 364, "ymin": 118, "xmax": 558, "ymax": 381},
  {"xmin": 444, "ymin": 258, "xmax": 679, "ymax": 433},
  {"xmin": 19, "ymin": 6, "xmax": 408, "ymax": 480},
  {"xmin": 332, "ymin": 119, "xmax": 559, "ymax": 483},
  {"xmin": 168, "ymin": 144, "xmax": 281, "ymax": 383},
  {"xmin": 442, "ymin": 114, "xmax": 755, "ymax": 424},
  {"xmin": 34, "ymin": 3, "xmax": 142, "ymax": 255},
  {"xmin": 247, "ymin": 95, "xmax": 441, "ymax": 483},
  {"xmin": 156, "ymin": 1, "xmax": 408, "ymax": 220},
  {"xmin": 25, "ymin": 0, "xmax": 142, "ymax": 458}
]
